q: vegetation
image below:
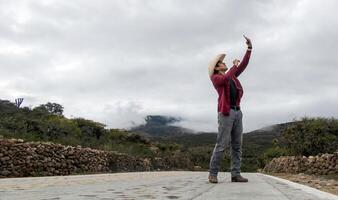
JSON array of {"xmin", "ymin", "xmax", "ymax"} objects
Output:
[
  {"xmin": 281, "ymin": 117, "xmax": 338, "ymax": 156},
  {"xmin": 1, "ymin": 99, "xmax": 336, "ymax": 172},
  {"xmin": 258, "ymin": 117, "xmax": 338, "ymax": 167},
  {"xmin": 0, "ymin": 99, "xmax": 173, "ymax": 159},
  {"xmin": 0, "ymin": 99, "xmax": 283, "ymax": 172}
]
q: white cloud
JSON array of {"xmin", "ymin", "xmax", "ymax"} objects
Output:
[{"xmin": 1, "ymin": 0, "xmax": 338, "ymax": 133}]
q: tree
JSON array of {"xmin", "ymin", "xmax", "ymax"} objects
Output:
[
  {"xmin": 0, "ymin": 100, "xmax": 19, "ymax": 114},
  {"xmin": 72, "ymin": 118, "xmax": 106, "ymax": 140},
  {"xmin": 33, "ymin": 102, "xmax": 64, "ymax": 116}
]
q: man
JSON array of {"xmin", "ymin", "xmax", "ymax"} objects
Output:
[{"xmin": 207, "ymin": 35, "xmax": 252, "ymax": 183}]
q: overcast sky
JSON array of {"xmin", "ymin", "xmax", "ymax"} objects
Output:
[{"xmin": 1, "ymin": 0, "xmax": 337, "ymax": 133}]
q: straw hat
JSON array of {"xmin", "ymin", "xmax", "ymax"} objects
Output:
[{"xmin": 208, "ymin": 54, "xmax": 226, "ymax": 77}]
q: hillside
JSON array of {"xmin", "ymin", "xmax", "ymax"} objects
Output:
[
  {"xmin": 0, "ymin": 100, "xmax": 188, "ymax": 161},
  {"xmin": 131, "ymin": 115, "xmax": 291, "ymax": 143},
  {"xmin": 130, "ymin": 115, "xmax": 293, "ymax": 171},
  {"xmin": 0, "ymin": 99, "xmax": 291, "ymax": 173}
]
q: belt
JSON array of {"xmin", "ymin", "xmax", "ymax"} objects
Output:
[{"xmin": 230, "ymin": 105, "xmax": 240, "ymax": 110}]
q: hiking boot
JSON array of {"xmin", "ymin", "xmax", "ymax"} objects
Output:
[
  {"xmin": 231, "ymin": 175, "xmax": 248, "ymax": 182},
  {"xmin": 208, "ymin": 175, "xmax": 218, "ymax": 183}
]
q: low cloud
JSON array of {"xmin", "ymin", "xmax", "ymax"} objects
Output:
[{"xmin": 1, "ymin": 0, "xmax": 337, "ymax": 132}]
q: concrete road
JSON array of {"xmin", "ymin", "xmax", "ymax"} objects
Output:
[{"xmin": 0, "ymin": 172, "xmax": 337, "ymax": 200}]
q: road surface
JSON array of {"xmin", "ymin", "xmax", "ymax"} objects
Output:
[{"xmin": 0, "ymin": 171, "xmax": 337, "ymax": 200}]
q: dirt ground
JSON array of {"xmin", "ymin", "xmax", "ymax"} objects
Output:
[{"xmin": 267, "ymin": 172, "xmax": 338, "ymax": 196}]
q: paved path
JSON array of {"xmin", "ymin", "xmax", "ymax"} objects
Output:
[{"xmin": 0, "ymin": 172, "xmax": 337, "ymax": 200}]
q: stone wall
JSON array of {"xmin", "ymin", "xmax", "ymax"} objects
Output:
[
  {"xmin": 0, "ymin": 138, "xmax": 193, "ymax": 178},
  {"xmin": 264, "ymin": 151, "xmax": 338, "ymax": 175}
]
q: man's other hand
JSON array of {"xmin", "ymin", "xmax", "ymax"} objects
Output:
[{"xmin": 233, "ymin": 59, "xmax": 240, "ymax": 66}]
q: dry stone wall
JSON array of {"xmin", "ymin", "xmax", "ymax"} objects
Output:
[
  {"xmin": 0, "ymin": 138, "xmax": 192, "ymax": 178},
  {"xmin": 264, "ymin": 151, "xmax": 338, "ymax": 175}
]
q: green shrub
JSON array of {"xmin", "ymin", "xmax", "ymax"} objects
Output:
[
  {"xmin": 258, "ymin": 146, "xmax": 289, "ymax": 168},
  {"xmin": 282, "ymin": 117, "xmax": 338, "ymax": 156}
]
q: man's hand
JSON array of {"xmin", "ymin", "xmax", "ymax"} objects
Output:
[
  {"xmin": 233, "ymin": 59, "xmax": 240, "ymax": 66},
  {"xmin": 243, "ymin": 34, "xmax": 252, "ymax": 49}
]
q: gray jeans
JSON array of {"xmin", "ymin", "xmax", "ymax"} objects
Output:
[{"xmin": 209, "ymin": 109, "xmax": 243, "ymax": 177}]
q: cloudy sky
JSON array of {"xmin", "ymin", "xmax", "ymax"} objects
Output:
[{"xmin": 1, "ymin": 0, "xmax": 337, "ymax": 133}]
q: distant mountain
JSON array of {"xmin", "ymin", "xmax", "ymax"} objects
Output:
[
  {"xmin": 130, "ymin": 115, "xmax": 196, "ymax": 137},
  {"xmin": 130, "ymin": 115, "xmax": 294, "ymax": 147},
  {"xmin": 244, "ymin": 122, "xmax": 293, "ymax": 136},
  {"xmin": 157, "ymin": 122, "xmax": 293, "ymax": 148},
  {"xmin": 129, "ymin": 115, "xmax": 296, "ymax": 172}
]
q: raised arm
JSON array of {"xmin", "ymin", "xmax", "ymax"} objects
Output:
[
  {"xmin": 235, "ymin": 35, "xmax": 252, "ymax": 77},
  {"xmin": 235, "ymin": 49, "xmax": 252, "ymax": 77}
]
